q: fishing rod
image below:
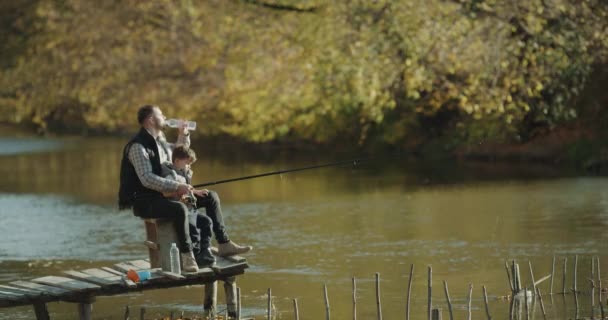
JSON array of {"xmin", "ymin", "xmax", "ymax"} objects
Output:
[{"xmin": 192, "ymin": 157, "xmax": 368, "ymax": 188}]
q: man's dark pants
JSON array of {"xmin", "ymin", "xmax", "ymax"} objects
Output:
[{"xmin": 133, "ymin": 197, "xmax": 192, "ymax": 253}]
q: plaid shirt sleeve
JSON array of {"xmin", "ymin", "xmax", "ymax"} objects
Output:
[{"xmin": 128, "ymin": 143, "xmax": 181, "ymax": 193}]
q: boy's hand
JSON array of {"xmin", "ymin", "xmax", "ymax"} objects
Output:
[{"xmin": 192, "ymin": 189, "xmax": 209, "ymax": 197}]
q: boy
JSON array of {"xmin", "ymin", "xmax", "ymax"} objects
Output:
[{"xmin": 163, "ymin": 146, "xmax": 252, "ymax": 266}]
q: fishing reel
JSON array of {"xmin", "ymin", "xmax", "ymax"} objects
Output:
[{"xmin": 181, "ymin": 190, "xmax": 197, "ymax": 207}]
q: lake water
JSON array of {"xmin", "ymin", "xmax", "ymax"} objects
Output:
[{"xmin": 0, "ymin": 131, "xmax": 607, "ymax": 319}]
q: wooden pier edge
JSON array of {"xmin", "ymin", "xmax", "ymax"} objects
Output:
[{"xmin": 0, "ymin": 256, "xmax": 248, "ymax": 320}]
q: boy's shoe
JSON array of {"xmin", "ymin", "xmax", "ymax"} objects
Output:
[
  {"xmin": 181, "ymin": 251, "xmax": 199, "ymax": 273},
  {"xmin": 196, "ymin": 248, "xmax": 216, "ymax": 268},
  {"xmin": 217, "ymin": 240, "xmax": 252, "ymax": 257}
]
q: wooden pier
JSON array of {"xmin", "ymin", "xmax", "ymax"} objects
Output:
[{"xmin": 0, "ymin": 255, "xmax": 248, "ymax": 320}]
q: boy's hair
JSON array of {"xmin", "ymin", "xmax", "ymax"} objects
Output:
[{"xmin": 172, "ymin": 145, "xmax": 197, "ymax": 163}]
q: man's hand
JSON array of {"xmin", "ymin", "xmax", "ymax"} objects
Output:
[
  {"xmin": 192, "ymin": 189, "xmax": 209, "ymax": 197},
  {"xmin": 178, "ymin": 120, "xmax": 189, "ymax": 136},
  {"xmin": 176, "ymin": 184, "xmax": 192, "ymax": 196}
]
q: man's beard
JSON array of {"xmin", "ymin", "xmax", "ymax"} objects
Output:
[{"xmin": 153, "ymin": 118, "xmax": 164, "ymax": 131}]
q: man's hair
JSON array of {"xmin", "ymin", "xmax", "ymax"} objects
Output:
[
  {"xmin": 137, "ymin": 105, "xmax": 156, "ymax": 124},
  {"xmin": 172, "ymin": 145, "xmax": 197, "ymax": 164}
]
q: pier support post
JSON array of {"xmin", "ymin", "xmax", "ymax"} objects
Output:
[
  {"xmin": 76, "ymin": 296, "xmax": 95, "ymax": 320},
  {"xmin": 204, "ymin": 281, "xmax": 218, "ymax": 316},
  {"xmin": 33, "ymin": 301, "xmax": 50, "ymax": 320},
  {"xmin": 224, "ymin": 277, "xmax": 237, "ymax": 317}
]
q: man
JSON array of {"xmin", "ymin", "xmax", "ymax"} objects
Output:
[{"xmin": 118, "ymin": 105, "xmax": 198, "ymax": 272}]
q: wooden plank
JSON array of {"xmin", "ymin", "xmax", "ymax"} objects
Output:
[
  {"xmin": 0, "ymin": 284, "xmax": 42, "ymax": 297},
  {"xmin": 63, "ymin": 270, "xmax": 117, "ymax": 286},
  {"xmin": 80, "ymin": 269, "xmax": 123, "ymax": 286},
  {"xmin": 31, "ymin": 276, "xmax": 100, "ymax": 292},
  {"xmin": 101, "ymin": 267, "xmax": 125, "ymax": 276},
  {"xmin": 157, "ymin": 271, "xmax": 186, "ymax": 280},
  {"xmin": 211, "ymin": 257, "xmax": 248, "ymax": 275},
  {"xmin": 127, "ymin": 260, "xmax": 151, "ymax": 270},
  {"xmin": 113, "ymin": 262, "xmax": 144, "ymax": 273},
  {"xmin": 10, "ymin": 281, "xmax": 71, "ymax": 296},
  {"xmin": 0, "ymin": 290, "xmax": 21, "ymax": 301}
]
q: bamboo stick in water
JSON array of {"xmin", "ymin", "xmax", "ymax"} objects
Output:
[
  {"xmin": 443, "ymin": 280, "xmax": 453, "ymax": 320},
  {"xmin": 376, "ymin": 273, "xmax": 382, "ymax": 320},
  {"xmin": 267, "ymin": 288, "xmax": 272, "ymax": 320},
  {"xmin": 562, "ymin": 257, "xmax": 567, "ymax": 294},
  {"xmin": 352, "ymin": 277, "xmax": 356, "ymax": 320},
  {"xmin": 483, "ymin": 285, "xmax": 491, "ymax": 320},
  {"xmin": 428, "ymin": 266, "xmax": 432, "ymax": 320},
  {"xmin": 550, "ymin": 256, "xmax": 555, "ymax": 295},
  {"xmin": 505, "ymin": 261, "xmax": 514, "ymax": 294},
  {"xmin": 536, "ymin": 287, "xmax": 547, "ymax": 320},
  {"xmin": 324, "ymin": 284, "xmax": 330, "ymax": 320},
  {"xmin": 406, "ymin": 264, "xmax": 414, "ymax": 320},
  {"xmin": 467, "ymin": 283, "xmax": 473, "ymax": 320},
  {"xmin": 529, "ymin": 261, "xmax": 536, "ymax": 293},
  {"xmin": 293, "ymin": 298, "xmax": 299, "ymax": 320}
]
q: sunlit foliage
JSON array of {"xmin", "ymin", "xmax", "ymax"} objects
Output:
[{"xmin": 0, "ymin": 0, "xmax": 606, "ymax": 146}]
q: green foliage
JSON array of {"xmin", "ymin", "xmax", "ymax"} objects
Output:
[{"xmin": 0, "ymin": 0, "xmax": 606, "ymax": 147}]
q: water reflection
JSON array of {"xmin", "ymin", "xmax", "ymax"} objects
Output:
[{"xmin": 0, "ymin": 133, "xmax": 607, "ymax": 319}]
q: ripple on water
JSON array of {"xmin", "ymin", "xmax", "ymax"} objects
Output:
[
  {"xmin": 0, "ymin": 193, "xmax": 144, "ymax": 261},
  {"xmin": 0, "ymin": 138, "xmax": 65, "ymax": 155}
]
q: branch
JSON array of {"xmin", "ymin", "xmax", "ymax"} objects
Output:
[{"xmin": 241, "ymin": 0, "xmax": 318, "ymax": 13}]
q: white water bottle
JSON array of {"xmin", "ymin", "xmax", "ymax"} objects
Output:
[
  {"xmin": 166, "ymin": 118, "xmax": 197, "ymax": 131},
  {"xmin": 169, "ymin": 243, "xmax": 181, "ymax": 274}
]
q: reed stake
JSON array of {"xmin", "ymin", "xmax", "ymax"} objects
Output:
[
  {"xmin": 505, "ymin": 261, "xmax": 514, "ymax": 294},
  {"xmin": 601, "ymin": 302, "xmax": 605, "ymax": 320},
  {"xmin": 293, "ymin": 298, "xmax": 299, "ymax": 320},
  {"xmin": 574, "ymin": 255, "xmax": 578, "ymax": 293},
  {"xmin": 529, "ymin": 261, "xmax": 536, "ymax": 293},
  {"xmin": 428, "ymin": 266, "xmax": 433, "ymax": 320},
  {"xmin": 512, "ymin": 260, "xmax": 518, "ymax": 292},
  {"xmin": 406, "ymin": 264, "xmax": 414, "ymax": 320},
  {"xmin": 124, "ymin": 306, "xmax": 129, "ymax": 320},
  {"xmin": 591, "ymin": 279, "xmax": 595, "ymax": 320},
  {"xmin": 467, "ymin": 283, "xmax": 473, "ymax": 320},
  {"xmin": 597, "ymin": 256, "xmax": 602, "ymax": 305},
  {"xmin": 237, "ymin": 287, "xmax": 242, "ymax": 320},
  {"xmin": 550, "ymin": 256, "xmax": 555, "ymax": 295},
  {"xmin": 483, "ymin": 285, "xmax": 491, "ymax": 320},
  {"xmin": 524, "ymin": 288, "xmax": 529, "ymax": 320},
  {"xmin": 169, "ymin": 311, "xmax": 174, "ymax": 320},
  {"xmin": 432, "ymin": 308, "xmax": 442, "ymax": 320},
  {"xmin": 139, "ymin": 307, "xmax": 145, "ymax": 320},
  {"xmin": 352, "ymin": 277, "xmax": 356, "ymax": 320},
  {"xmin": 562, "ymin": 257, "xmax": 567, "ymax": 295},
  {"xmin": 515, "ymin": 264, "xmax": 522, "ymax": 293},
  {"xmin": 443, "ymin": 280, "xmax": 453, "ymax": 320},
  {"xmin": 536, "ymin": 287, "xmax": 547, "ymax": 320},
  {"xmin": 267, "ymin": 288, "xmax": 272, "ymax": 320},
  {"xmin": 324, "ymin": 284, "xmax": 330, "ymax": 320},
  {"xmin": 376, "ymin": 273, "xmax": 382, "ymax": 320},
  {"xmin": 574, "ymin": 285, "xmax": 579, "ymax": 320}
]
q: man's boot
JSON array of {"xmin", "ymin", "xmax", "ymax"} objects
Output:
[
  {"xmin": 196, "ymin": 247, "xmax": 216, "ymax": 267},
  {"xmin": 217, "ymin": 240, "xmax": 252, "ymax": 257},
  {"xmin": 181, "ymin": 251, "xmax": 199, "ymax": 273}
]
